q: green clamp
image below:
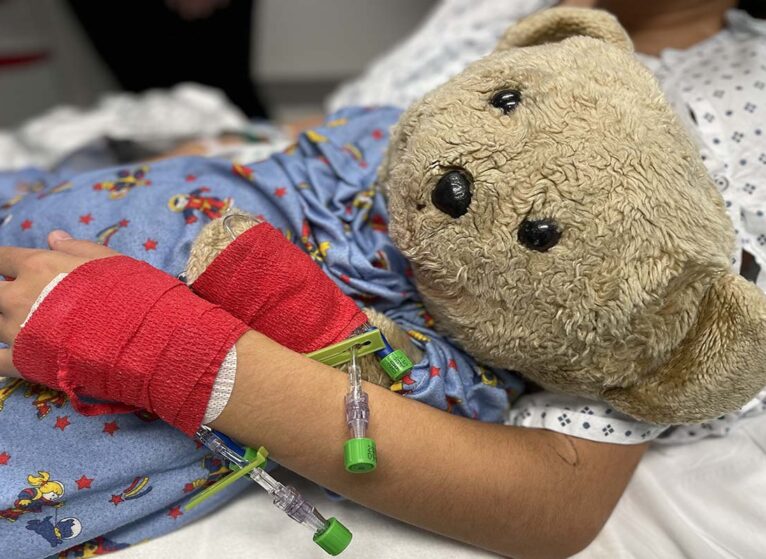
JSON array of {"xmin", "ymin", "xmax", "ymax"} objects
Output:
[
  {"xmin": 314, "ymin": 517, "xmax": 353, "ymax": 555},
  {"xmin": 230, "ymin": 445, "xmax": 264, "ymax": 472},
  {"xmin": 306, "ymin": 329, "xmax": 386, "ymax": 367},
  {"xmin": 185, "ymin": 446, "xmax": 269, "ymax": 511},
  {"xmin": 343, "ymin": 437, "xmax": 377, "ymax": 473}
]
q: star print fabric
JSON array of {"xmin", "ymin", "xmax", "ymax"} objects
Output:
[{"xmin": 0, "ymin": 107, "xmax": 524, "ymax": 558}]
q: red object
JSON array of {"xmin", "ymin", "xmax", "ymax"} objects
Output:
[
  {"xmin": 75, "ymin": 475, "xmax": 94, "ymax": 490},
  {"xmin": 103, "ymin": 421, "xmax": 120, "ymax": 436},
  {"xmin": 54, "ymin": 416, "xmax": 71, "ymax": 431},
  {"xmin": 0, "ymin": 51, "xmax": 48, "ymax": 68},
  {"xmin": 13, "ymin": 256, "xmax": 248, "ymax": 436},
  {"xmin": 143, "ymin": 238, "xmax": 158, "ymax": 251},
  {"xmin": 191, "ymin": 222, "xmax": 367, "ymax": 354}
]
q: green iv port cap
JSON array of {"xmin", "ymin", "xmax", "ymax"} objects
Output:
[
  {"xmin": 344, "ymin": 438, "xmax": 377, "ymax": 473},
  {"xmin": 314, "ymin": 517, "xmax": 352, "ymax": 556},
  {"xmin": 380, "ymin": 349, "xmax": 413, "ymax": 381}
]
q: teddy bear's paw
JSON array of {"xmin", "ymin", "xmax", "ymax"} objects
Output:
[
  {"xmin": 358, "ymin": 353, "xmax": 394, "ymax": 388},
  {"xmin": 184, "ymin": 209, "xmax": 262, "ymax": 284},
  {"xmin": 359, "ymin": 308, "xmax": 424, "ymax": 388}
]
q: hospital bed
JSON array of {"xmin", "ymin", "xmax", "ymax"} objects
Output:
[
  {"xmin": 111, "ymin": 412, "xmax": 766, "ymax": 559},
  {"xmin": 2, "ymin": 86, "xmax": 764, "ymax": 559}
]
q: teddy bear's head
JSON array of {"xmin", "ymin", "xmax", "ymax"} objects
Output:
[{"xmin": 382, "ymin": 7, "xmax": 766, "ymax": 423}]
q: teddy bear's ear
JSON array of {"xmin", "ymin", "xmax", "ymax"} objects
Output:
[
  {"xmin": 494, "ymin": 7, "xmax": 632, "ymax": 53},
  {"xmin": 603, "ymin": 273, "xmax": 766, "ymax": 424}
]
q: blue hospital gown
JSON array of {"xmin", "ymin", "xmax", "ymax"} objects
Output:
[{"xmin": 0, "ymin": 107, "xmax": 524, "ymax": 558}]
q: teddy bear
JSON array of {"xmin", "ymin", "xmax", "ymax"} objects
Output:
[{"xmin": 186, "ymin": 7, "xmax": 766, "ymax": 425}]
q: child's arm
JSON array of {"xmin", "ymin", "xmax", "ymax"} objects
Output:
[
  {"xmin": 213, "ymin": 330, "xmax": 648, "ymax": 559},
  {"xmin": 0, "ymin": 239, "xmax": 646, "ymax": 559}
]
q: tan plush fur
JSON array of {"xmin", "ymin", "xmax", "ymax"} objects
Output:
[
  {"xmin": 187, "ymin": 8, "xmax": 766, "ymax": 424},
  {"xmin": 382, "ymin": 7, "xmax": 766, "ymax": 423}
]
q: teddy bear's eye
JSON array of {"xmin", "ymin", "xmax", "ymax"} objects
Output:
[
  {"xmin": 490, "ymin": 89, "xmax": 522, "ymax": 114},
  {"xmin": 518, "ymin": 218, "xmax": 561, "ymax": 252},
  {"xmin": 432, "ymin": 169, "xmax": 473, "ymax": 218}
]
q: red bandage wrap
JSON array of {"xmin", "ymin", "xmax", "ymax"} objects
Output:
[
  {"xmin": 191, "ymin": 222, "xmax": 367, "ymax": 353},
  {"xmin": 13, "ymin": 256, "xmax": 248, "ymax": 436}
]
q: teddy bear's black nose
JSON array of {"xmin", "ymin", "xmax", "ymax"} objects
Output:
[{"xmin": 432, "ymin": 169, "xmax": 472, "ymax": 218}]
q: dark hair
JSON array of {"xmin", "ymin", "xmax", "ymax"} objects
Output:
[{"xmin": 739, "ymin": 0, "xmax": 766, "ymax": 18}]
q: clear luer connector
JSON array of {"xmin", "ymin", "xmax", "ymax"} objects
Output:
[
  {"xmin": 248, "ymin": 468, "xmax": 327, "ymax": 533},
  {"xmin": 342, "ymin": 346, "xmax": 377, "ymax": 472},
  {"xmin": 195, "ymin": 426, "xmax": 329, "ymax": 534},
  {"xmin": 195, "ymin": 425, "xmax": 249, "ymax": 468},
  {"xmin": 345, "ymin": 346, "xmax": 369, "ymax": 439}
]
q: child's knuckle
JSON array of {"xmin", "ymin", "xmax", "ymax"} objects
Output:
[{"xmin": 23, "ymin": 253, "xmax": 52, "ymax": 275}]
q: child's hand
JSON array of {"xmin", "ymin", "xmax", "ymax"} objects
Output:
[
  {"xmin": 2, "ymin": 230, "xmax": 247, "ymax": 435},
  {"xmin": 0, "ymin": 231, "xmax": 119, "ymax": 377}
]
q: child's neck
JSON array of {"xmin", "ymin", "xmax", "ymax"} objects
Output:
[{"xmin": 561, "ymin": 0, "xmax": 737, "ymax": 55}]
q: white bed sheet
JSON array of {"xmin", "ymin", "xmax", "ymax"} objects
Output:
[
  {"xmin": 112, "ymin": 412, "xmax": 766, "ymax": 559},
  {"xmin": 0, "ymin": 83, "xmax": 248, "ymax": 170}
]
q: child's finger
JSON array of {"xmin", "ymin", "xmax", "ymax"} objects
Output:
[
  {"xmin": 0, "ymin": 348, "xmax": 20, "ymax": 378},
  {"xmin": 0, "ymin": 246, "xmax": 37, "ymax": 278},
  {"xmin": 48, "ymin": 231, "xmax": 120, "ymax": 259}
]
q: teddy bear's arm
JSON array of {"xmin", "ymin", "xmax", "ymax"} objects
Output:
[
  {"xmin": 185, "ymin": 210, "xmax": 257, "ymax": 284},
  {"xmin": 186, "ymin": 212, "xmax": 423, "ymax": 387}
]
